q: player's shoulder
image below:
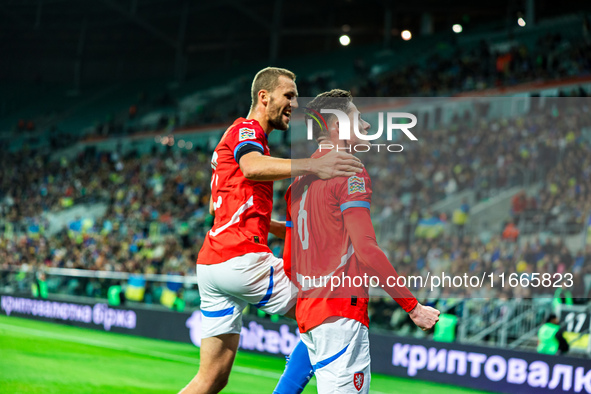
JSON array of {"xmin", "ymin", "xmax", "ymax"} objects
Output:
[
  {"xmin": 332, "ymin": 167, "xmax": 371, "ymax": 186},
  {"xmin": 228, "ymin": 118, "xmax": 265, "ymax": 140},
  {"xmin": 345, "ymin": 171, "xmax": 371, "ymax": 195},
  {"xmin": 291, "ymin": 175, "xmax": 315, "ymax": 197},
  {"xmin": 330, "ymin": 168, "xmax": 371, "ymax": 197},
  {"xmin": 218, "ymin": 118, "xmax": 267, "ymax": 155}
]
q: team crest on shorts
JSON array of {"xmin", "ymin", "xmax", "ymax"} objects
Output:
[
  {"xmin": 348, "ymin": 176, "xmax": 366, "ymax": 194},
  {"xmin": 239, "ymin": 128, "xmax": 256, "ymax": 141},
  {"xmin": 353, "ymin": 372, "xmax": 364, "ymax": 391}
]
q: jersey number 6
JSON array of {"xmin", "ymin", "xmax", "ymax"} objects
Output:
[{"xmin": 297, "ymin": 189, "xmax": 310, "ymax": 250}]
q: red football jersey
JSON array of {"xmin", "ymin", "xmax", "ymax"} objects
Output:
[
  {"xmin": 197, "ymin": 118, "xmax": 274, "ymax": 265},
  {"xmin": 291, "ymin": 150, "xmax": 417, "ymax": 333},
  {"xmin": 290, "ymin": 151, "xmax": 373, "ymax": 333}
]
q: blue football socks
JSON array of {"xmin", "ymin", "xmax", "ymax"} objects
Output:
[{"xmin": 273, "ymin": 340, "xmax": 314, "ymax": 394}]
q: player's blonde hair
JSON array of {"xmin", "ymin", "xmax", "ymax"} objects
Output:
[{"xmin": 250, "ymin": 67, "xmax": 296, "ymax": 109}]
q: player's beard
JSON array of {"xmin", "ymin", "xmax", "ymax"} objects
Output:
[{"xmin": 267, "ymin": 98, "xmax": 289, "ymax": 131}]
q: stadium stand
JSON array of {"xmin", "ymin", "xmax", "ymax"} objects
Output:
[{"xmin": 2, "ymin": 11, "xmax": 591, "ymax": 359}]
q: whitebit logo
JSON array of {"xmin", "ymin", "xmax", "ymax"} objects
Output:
[
  {"xmin": 186, "ymin": 310, "xmax": 203, "ymax": 347},
  {"xmin": 185, "ymin": 311, "xmax": 299, "ymax": 356}
]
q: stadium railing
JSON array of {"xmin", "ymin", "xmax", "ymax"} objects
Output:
[
  {"xmin": 0, "ymin": 267, "xmax": 200, "ymax": 310},
  {"xmin": 458, "ymin": 299, "xmax": 591, "ymax": 357},
  {"xmin": 460, "ymin": 299, "xmax": 553, "ymax": 348}
]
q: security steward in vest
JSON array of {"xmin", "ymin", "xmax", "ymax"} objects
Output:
[{"xmin": 537, "ymin": 314, "xmax": 570, "ymax": 355}]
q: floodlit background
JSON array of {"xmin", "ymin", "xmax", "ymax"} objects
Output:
[{"xmin": 1, "ymin": 1, "xmax": 591, "ymax": 393}]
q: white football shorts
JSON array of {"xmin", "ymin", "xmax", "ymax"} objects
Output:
[
  {"xmin": 300, "ymin": 317, "xmax": 371, "ymax": 393},
  {"xmin": 197, "ymin": 252, "xmax": 297, "ymax": 338}
]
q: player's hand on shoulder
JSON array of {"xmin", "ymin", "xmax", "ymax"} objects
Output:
[
  {"xmin": 408, "ymin": 303, "xmax": 440, "ymax": 331},
  {"xmin": 314, "ymin": 150, "xmax": 364, "ymax": 179}
]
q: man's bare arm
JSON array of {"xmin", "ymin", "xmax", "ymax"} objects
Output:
[
  {"xmin": 239, "ymin": 150, "xmax": 363, "ymax": 182},
  {"xmin": 269, "ymin": 219, "xmax": 286, "ymax": 239}
]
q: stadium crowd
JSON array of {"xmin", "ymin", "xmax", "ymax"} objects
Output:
[
  {"xmin": 512, "ymin": 130, "xmax": 591, "ymax": 235},
  {"xmin": 344, "ymin": 96, "xmax": 591, "ymax": 243},
  {"xmin": 0, "ymin": 147, "xmax": 216, "ymax": 279},
  {"xmin": 0, "ymin": 146, "xmax": 213, "ymax": 227},
  {"xmin": 2, "ymin": 21, "xmax": 591, "ymax": 336},
  {"xmin": 1, "ymin": 98, "xmax": 590, "ymax": 312},
  {"xmin": 355, "ymin": 33, "xmax": 591, "ymax": 97}
]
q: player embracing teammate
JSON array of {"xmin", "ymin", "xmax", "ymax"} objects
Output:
[{"xmin": 180, "ymin": 68, "xmax": 364, "ymax": 394}]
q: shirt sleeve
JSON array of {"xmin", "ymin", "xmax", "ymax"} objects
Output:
[
  {"xmin": 224, "ymin": 123, "xmax": 267, "ymax": 164},
  {"xmin": 337, "ymin": 171, "xmax": 416, "ymax": 311},
  {"xmin": 335, "ymin": 172, "xmax": 372, "ymax": 213},
  {"xmin": 343, "ymin": 207, "xmax": 418, "ymax": 312}
]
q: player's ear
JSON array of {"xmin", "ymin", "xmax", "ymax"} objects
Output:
[
  {"xmin": 259, "ymin": 90, "xmax": 269, "ymax": 107},
  {"xmin": 332, "ymin": 120, "xmax": 340, "ymax": 138}
]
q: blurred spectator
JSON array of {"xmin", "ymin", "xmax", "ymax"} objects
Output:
[
  {"xmin": 512, "ymin": 190, "xmax": 527, "ymax": 223},
  {"xmin": 502, "ymin": 220, "xmax": 520, "ymax": 242},
  {"xmin": 129, "ymin": 105, "xmax": 137, "ymax": 119},
  {"xmin": 452, "ymin": 198, "xmax": 470, "ymax": 238}
]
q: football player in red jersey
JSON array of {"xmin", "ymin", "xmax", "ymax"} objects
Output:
[
  {"xmin": 180, "ymin": 68, "xmax": 364, "ymax": 394},
  {"xmin": 289, "ymin": 90, "xmax": 440, "ymax": 393}
]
